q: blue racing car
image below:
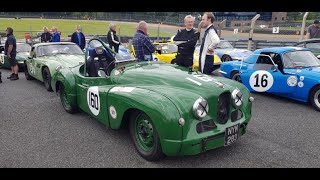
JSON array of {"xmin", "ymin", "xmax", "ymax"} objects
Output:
[
  {"xmin": 215, "ymin": 40, "xmax": 253, "ymax": 62},
  {"xmin": 220, "ymin": 47, "xmax": 320, "ymax": 111}
]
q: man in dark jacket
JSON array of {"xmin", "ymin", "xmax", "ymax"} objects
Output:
[
  {"xmin": 41, "ymin": 26, "xmax": 52, "ymax": 43},
  {"xmin": 71, "ymin": 25, "xmax": 86, "ymax": 50},
  {"xmin": 107, "ymin": 23, "xmax": 120, "ymax": 53},
  {"xmin": 173, "ymin": 15, "xmax": 200, "ymax": 68},
  {"xmin": 132, "ymin": 21, "xmax": 156, "ymax": 61}
]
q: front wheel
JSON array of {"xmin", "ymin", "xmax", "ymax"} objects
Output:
[
  {"xmin": 59, "ymin": 83, "xmax": 78, "ymax": 114},
  {"xmin": 310, "ymin": 86, "xmax": 320, "ymax": 111},
  {"xmin": 24, "ymin": 64, "xmax": 34, "ymax": 80},
  {"xmin": 129, "ymin": 111, "xmax": 164, "ymax": 161},
  {"xmin": 222, "ymin": 55, "xmax": 232, "ymax": 62},
  {"xmin": 42, "ymin": 67, "xmax": 52, "ymax": 91},
  {"xmin": 231, "ymin": 71, "xmax": 242, "ymax": 83}
]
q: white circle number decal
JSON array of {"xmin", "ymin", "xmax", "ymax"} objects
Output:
[
  {"xmin": 249, "ymin": 70, "xmax": 273, "ymax": 92},
  {"xmin": 109, "ymin": 106, "xmax": 117, "ymax": 119},
  {"xmin": 87, "ymin": 86, "xmax": 100, "ymax": 116},
  {"xmin": 0, "ymin": 55, "xmax": 5, "ymax": 64}
]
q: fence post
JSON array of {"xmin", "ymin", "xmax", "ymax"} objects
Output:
[
  {"xmin": 218, "ymin": 19, "xmax": 227, "ymax": 38},
  {"xmin": 157, "ymin": 23, "xmax": 160, "ymax": 42},
  {"xmin": 299, "ymin": 12, "xmax": 309, "ymax": 42},
  {"xmin": 248, "ymin": 14, "xmax": 260, "ymax": 50},
  {"xmin": 118, "ymin": 27, "xmax": 121, "ymax": 43},
  {"xmin": 30, "ymin": 26, "xmax": 33, "ymax": 46}
]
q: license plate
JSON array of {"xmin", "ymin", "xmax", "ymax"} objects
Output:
[{"xmin": 224, "ymin": 124, "xmax": 240, "ymax": 146}]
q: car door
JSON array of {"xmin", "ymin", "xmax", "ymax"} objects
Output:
[
  {"xmin": 26, "ymin": 47, "xmax": 37, "ymax": 77},
  {"xmin": 240, "ymin": 53, "xmax": 296, "ymax": 94},
  {"xmin": 77, "ymin": 39, "xmax": 116, "ymax": 125},
  {"xmin": 29, "ymin": 46, "xmax": 44, "ymax": 80}
]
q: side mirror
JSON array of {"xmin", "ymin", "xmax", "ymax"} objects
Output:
[
  {"xmin": 272, "ymin": 64, "xmax": 278, "ymax": 72},
  {"xmin": 156, "ymin": 49, "xmax": 161, "ymax": 54},
  {"xmin": 317, "ymin": 55, "xmax": 320, "ymax": 59}
]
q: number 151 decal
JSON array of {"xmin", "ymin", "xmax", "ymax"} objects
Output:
[{"xmin": 249, "ymin": 70, "xmax": 274, "ymax": 92}]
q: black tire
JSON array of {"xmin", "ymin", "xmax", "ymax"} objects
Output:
[
  {"xmin": 129, "ymin": 111, "xmax": 164, "ymax": 161},
  {"xmin": 42, "ymin": 67, "xmax": 52, "ymax": 91},
  {"xmin": 171, "ymin": 59, "xmax": 176, "ymax": 64},
  {"xmin": 222, "ymin": 55, "xmax": 232, "ymax": 62},
  {"xmin": 24, "ymin": 64, "xmax": 34, "ymax": 80},
  {"xmin": 231, "ymin": 71, "xmax": 242, "ymax": 83},
  {"xmin": 59, "ymin": 83, "xmax": 78, "ymax": 114},
  {"xmin": 309, "ymin": 86, "xmax": 320, "ymax": 112}
]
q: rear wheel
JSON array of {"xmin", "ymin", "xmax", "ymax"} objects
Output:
[
  {"xmin": 231, "ymin": 71, "xmax": 242, "ymax": 83},
  {"xmin": 24, "ymin": 64, "xmax": 34, "ymax": 80},
  {"xmin": 129, "ymin": 111, "xmax": 164, "ymax": 161},
  {"xmin": 171, "ymin": 59, "xmax": 176, "ymax": 64},
  {"xmin": 42, "ymin": 67, "xmax": 52, "ymax": 91},
  {"xmin": 310, "ymin": 86, "xmax": 320, "ymax": 111},
  {"xmin": 59, "ymin": 83, "xmax": 78, "ymax": 114},
  {"xmin": 222, "ymin": 55, "xmax": 232, "ymax": 62}
]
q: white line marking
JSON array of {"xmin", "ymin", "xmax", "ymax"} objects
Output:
[{"xmin": 186, "ymin": 78, "xmax": 202, "ymax": 86}]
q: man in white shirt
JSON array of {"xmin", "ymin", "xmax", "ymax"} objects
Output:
[{"xmin": 199, "ymin": 12, "xmax": 220, "ymax": 75}]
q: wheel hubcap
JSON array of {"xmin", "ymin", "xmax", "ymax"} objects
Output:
[
  {"xmin": 224, "ymin": 56, "xmax": 231, "ymax": 62},
  {"xmin": 135, "ymin": 114, "xmax": 154, "ymax": 152},
  {"xmin": 233, "ymin": 73, "xmax": 242, "ymax": 82},
  {"xmin": 314, "ymin": 90, "xmax": 320, "ymax": 108}
]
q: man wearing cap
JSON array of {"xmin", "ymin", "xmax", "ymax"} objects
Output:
[
  {"xmin": 305, "ymin": 20, "xmax": 320, "ymax": 39},
  {"xmin": 5, "ymin": 27, "xmax": 19, "ymax": 80}
]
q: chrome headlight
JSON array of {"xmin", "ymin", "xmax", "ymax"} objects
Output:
[
  {"xmin": 231, "ymin": 89, "xmax": 243, "ymax": 108},
  {"xmin": 193, "ymin": 97, "xmax": 209, "ymax": 119}
]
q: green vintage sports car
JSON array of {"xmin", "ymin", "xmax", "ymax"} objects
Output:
[
  {"xmin": 51, "ymin": 38, "xmax": 254, "ymax": 161},
  {"xmin": 24, "ymin": 42, "xmax": 85, "ymax": 91},
  {"xmin": 0, "ymin": 43, "xmax": 31, "ymax": 70}
]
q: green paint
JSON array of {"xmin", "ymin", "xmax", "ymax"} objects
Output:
[{"xmin": 52, "ymin": 38, "xmax": 253, "ymax": 159}]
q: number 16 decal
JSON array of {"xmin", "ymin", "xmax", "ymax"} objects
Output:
[
  {"xmin": 87, "ymin": 86, "xmax": 100, "ymax": 116},
  {"xmin": 249, "ymin": 70, "xmax": 273, "ymax": 92}
]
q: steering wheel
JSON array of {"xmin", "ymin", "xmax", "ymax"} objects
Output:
[{"xmin": 105, "ymin": 60, "xmax": 116, "ymax": 76}]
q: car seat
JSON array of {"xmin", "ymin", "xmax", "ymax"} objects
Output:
[{"xmin": 87, "ymin": 47, "xmax": 115, "ymax": 77}]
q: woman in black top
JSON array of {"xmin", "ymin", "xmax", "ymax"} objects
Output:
[{"xmin": 107, "ymin": 23, "xmax": 120, "ymax": 53}]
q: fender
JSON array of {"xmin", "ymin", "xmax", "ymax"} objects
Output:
[
  {"xmin": 52, "ymin": 68, "xmax": 77, "ymax": 107},
  {"xmin": 106, "ymin": 87, "xmax": 183, "ymax": 155}
]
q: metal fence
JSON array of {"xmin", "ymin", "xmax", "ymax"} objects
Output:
[
  {"xmin": 218, "ymin": 12, "xmax": 312, "ymax": 43},
  {"xmin": 0, "ymin": 12, "xmax": 314, "ymax": 50}
]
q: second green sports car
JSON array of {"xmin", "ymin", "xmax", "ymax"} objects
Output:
[
  {"xmin": 24, "ymin": 42, "xmax": 85, "ymax": 91},
  {"xmin": 51, "ymin": 38, "xmax": 254, "ymax": 161},
  {"xmin": 0, "ymin": 43, "xmax": 31, "ymax": 70}
]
